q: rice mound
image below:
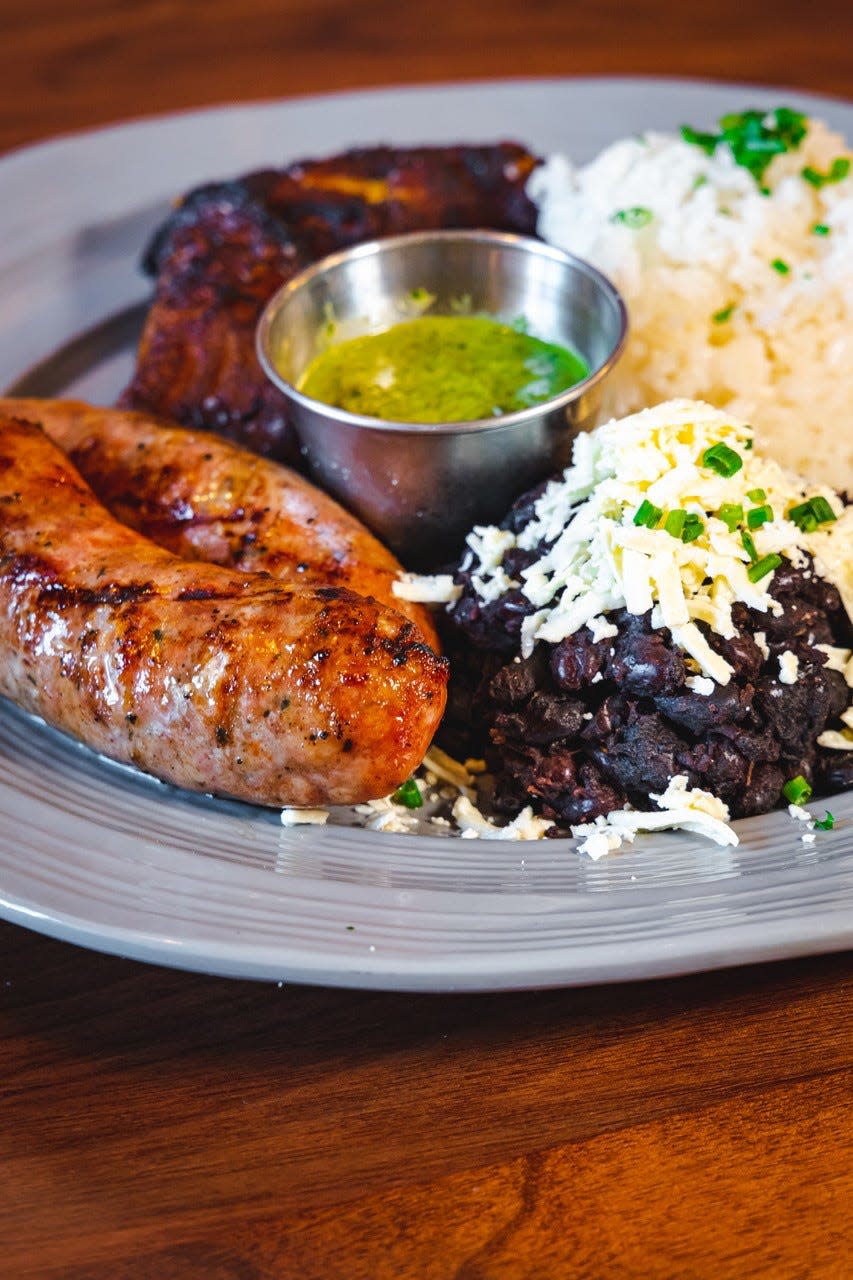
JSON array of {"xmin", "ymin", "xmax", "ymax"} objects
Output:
[{"xmin": 530, "ymin": 113, "xmax": 853, "ymax": 490}]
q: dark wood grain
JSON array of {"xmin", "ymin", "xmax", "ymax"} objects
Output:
[
  {"xmin": 1, "ymin": 2, "xmax": 852, "ymax": 1275},
  {"xmin": 2, "ymin": 924, "xmax": 852, "ymax": 1278},
  {"xmin": 1, "ymin": 0, "xmax": 852, "ymax": 156}
]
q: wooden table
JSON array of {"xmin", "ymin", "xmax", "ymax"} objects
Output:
[{"xmin": 1, "ymin": 3, "xmax": 852, "ymax": 1276}]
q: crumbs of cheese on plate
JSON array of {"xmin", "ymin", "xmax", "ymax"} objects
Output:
[
  {"xmin": 451, "ymin": 795, "xmax": 554, "ymax": 840},
  {"xmin": 570, "ymin": 774, "xmax": 738, "ymax": 859},
  {"xmin": 280, "ymin": 807, "xmax": 329, "ymax": 826}
]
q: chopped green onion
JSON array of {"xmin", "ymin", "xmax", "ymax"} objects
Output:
[
  {"xmin": 633, "ymin": 499, "xmax": 663, "ymax": 528},
  {"xmin": 702, "ymin": 441, "xmax": 743, "ymax": 477},
  {"xmin": 802, "ymin": 157, "xmax": 850, "ymax": 188},
  {"xmin": 391, "ymin": 778, "xmax": 423, "ymax": 809},
  {"xmin": 681, "ymin": 514, "xmax": 705, "ymax": 543},
  {"xmin": 746, "ymin": 488, "xmax": 766, "ymax": 503},
  {"xmin": 747, "ymin": 503, "xmax": 774, "ymax": 529},
  {"xmin": 681, "ymin": 108, "xmax": 808, "ymax": 183},
  {"xmin": 771, "ymin": 257, "xmax": 790, "ymax": 274},
  {"xmin": 712, "ymin": 303, "xmax": 736, "ymax": 324},
  {"xmin": 813, "ymin": 812, "xmax": 835, "ymax": 831},
  {"xmin": 788, "ymin": 499, "xmax": 814, "ymax": 530},
  {"xmin": 744, "ymin": 438, "xmax": 753, "ymax": 451},
  {"xmin": 811, "ymin": 222, "xmax": 831, "ymax": 236},
  {"xmin": 610, "ymin": 206, "xmax": 653, "ymax": 228},
  {"xmin": 681, "ymin": 125, "xmax": 718, "ymax": 155},
  {"xmin": 788, "ymin": 496, "xmax": 837, "ymax": 530},
  {"xmin": 747, "ymin": 552, "xmax": 782, "ymax": 582},
  {"xmin": 718, "ymin": 502, "xmax": 744, "ymax": 532},
  {"xmin": 664, "ymin": 509, "xmax": 686, "ymax": 538},
  {"xmin": 741, "ymin": 529, "xmax": 758, "ymax": 561},
  {"xmin": 783, "ymin": 774, "xmax": 812, "ymax": 805},
  {"xmin": 809, "ymin": 496, "xmax": 837, "ymax": 524}
]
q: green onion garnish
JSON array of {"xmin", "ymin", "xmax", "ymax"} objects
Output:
[
  {"xmin": 771, "ymin": 257, "xmax": 790, "ymax": 274},
  {"xmin": 788, "ymin": 496, "xmax": 837, "ymax": 531},
  {"xmin": 802, "ymin": 157, "xmax": 850, "ymax": 188},
  {"xmin": 681, "ymin": 125, "xmax": 718, "ymax": 155},
  {"xmin": 747, "ymin": 552, "xmax": 782, "ymax": 582},
  {"xmin": 681, "ymin": 514, "xmax": 705, "ymax": 543},
  {"xmin": 809, "ymin": 496, "xmax": 837, "ymax": 524},
  {"xmin": 391, "ymin": 778, "xmax": 423, "ymax": 809},
  {"xmin": 712, "ymin": 303, "xmax": 736, "ymax": 324},
  {"xmin": 747, "ymin": 503, "xmax": 773, "ymax": 529},
  {"xmin": 811, "ymin": 222, "xmax": 831, "ymax": 236},
  {"xmin": 610, "ymin": 206, "xmax": 653, "ymax": 228},
  {"xmin": 681, "ymin": 108, "xmax": 808, "ymax": 183},
  {"xmin": 718, "ymin": 502, "xmax": 744, "ymax": 531},
  {"xmin": 664, "ymin": 509, "xmax": 686, "ymax": 538},
  {"xmin": 633, "ymin": 499, "xmax": 663, "ymax": 528},
  {"xmin": 746, "ymin": 488, "xmax": 766, "ymax": 503},
  {"xmin": 814, "ymin": 812, "xmax": 835, "ymax": 831},
  {"xmin": 702, "ymin": 442, "xmax": 743, "ymax": 477},
  {"xmin": 783, "ymin": 774, "xmax": 812, "ymax": 805},
  {"xmin": 741, "ymin": 530, "xmax": 758, "ymax": 561}
]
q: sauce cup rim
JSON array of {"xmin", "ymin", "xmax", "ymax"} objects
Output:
[{"xmin": 256, "ymin": 229, "xmax": 628, "ymax": 435}]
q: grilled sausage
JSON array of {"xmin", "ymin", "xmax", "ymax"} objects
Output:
[
  {"xmin": 0, "ymin": 415, "xmax": 447, "ymax": 807},
  {"xmin": 0, "ymin": 397, "xmax": 439, "ymax": 649}
]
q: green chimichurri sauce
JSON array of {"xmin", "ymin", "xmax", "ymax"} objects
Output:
[{"xmin": 297, "ymin": 315, "xmax": 589, "ymax": 423}]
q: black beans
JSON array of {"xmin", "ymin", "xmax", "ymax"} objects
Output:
[
  {"xmin": 493, "ymin": 692, "xmax": 586, "ymax": 745},
  {"xmin": 604, "ymin": 614, "xmax": 687, "ymax": 695},
  {"xmin": 817, "ymin": 751, "xmax": 853, "ymax": 793},
  {"xmin": 657, "ymin": 683, "xmax": 753, "ymax": 735},
  {"xmin": 550, "ymin": 631, "xmax": 608, "ymax": 691},
  {"xmin": 445, "ymin": 526, "xmax": 852, "ymax": 830}
]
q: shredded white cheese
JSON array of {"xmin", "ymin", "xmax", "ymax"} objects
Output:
[
  {"xmin": 571, "ymin": 773, "xmax": 738, "ymax": 858},
  {"xmin": 452, "ymin": 400, "xmax": 849, "ymax": 683},
  {"xmin": 392, "ymin": 572, "xmax": 461, "ymax": 604},
  {"xmin": 452, "ymin": 795, "xmax": 554, "ymax": 840},
  {"xmin": 422, "ymin": 745, "xmax": 479, "ymax": 792},
  {"xmin": 587, "ymin": 615, "xmax": 620, "ymax": 643},
  {"xmin": 778, "ymin": 650, "xmax": 799, "ymax": 685},
  {"xmin": 355, "ymin": 797, "xmax": 421, "ymax": 833},
  {"xmin": 818, "ymin": 727, "xmax": 853, "ymax": 751},
  {"xmin": 280, "ymin": 807, "xmax": 329, "ymax": 826},
  {"xmin": 816, "ymin": 644, "xmax": 853, "ymax": 686}
]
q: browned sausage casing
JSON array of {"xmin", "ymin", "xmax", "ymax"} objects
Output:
[
  {"xmin": 0, "ymin": 397, "xmax": 439, "ymax": 649},
  {"xmin": 0, "ymin": 416, "xmax": 448, "ymax": 807}
]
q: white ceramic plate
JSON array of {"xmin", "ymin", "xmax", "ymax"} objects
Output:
[{"xmin": 1, "ymin": 77, "xmax": 852, "ymax": 990}]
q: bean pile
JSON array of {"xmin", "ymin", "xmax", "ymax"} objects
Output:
[{"xmin": 443, "ymin": 487, "xmax": 853, "ymax": 830}]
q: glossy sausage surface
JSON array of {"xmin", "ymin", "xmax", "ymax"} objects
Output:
[
  {"xmin": 0, "ymin": 397, "xmax": 439, "ymax": 648},
  {"xmin": 0, "ymin": 415, "xmax": 447, "ymax": 807}
]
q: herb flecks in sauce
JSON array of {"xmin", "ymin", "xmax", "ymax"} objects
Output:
[{"xmin": 298, "ymin": 315, "xmax": 589, "ymax": 423}]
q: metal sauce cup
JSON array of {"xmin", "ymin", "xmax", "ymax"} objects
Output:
[{"xmin": 257, "ymin": 230, "xmax": 627, "ymax": 568}]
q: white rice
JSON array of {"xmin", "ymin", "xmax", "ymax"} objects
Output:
[{"xmin": 530, "ymin": 112, "xmax": 853, "ymax": 491}]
